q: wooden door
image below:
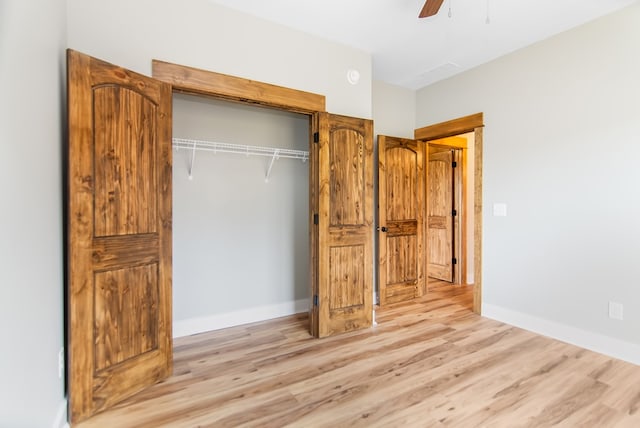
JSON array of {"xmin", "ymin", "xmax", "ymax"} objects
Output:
[
  {"xmin": 67, "ymin": 50, "xmax": 173, "ymax": 423},
  {"xmin": 311, "ymin": 113, "xmax": 373, "ymax": 337},
  {"xmin": 378, "ymin": 136, "xmax": 425, "ymax": 305},
  {"xmin": 427, "ymin": 147, "xmax": 455, "ymax": 281}
]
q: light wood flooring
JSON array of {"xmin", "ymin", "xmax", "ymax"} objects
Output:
[{"xmin": 77, "ymin": 281, "xmax": 640, "ymax": 427}]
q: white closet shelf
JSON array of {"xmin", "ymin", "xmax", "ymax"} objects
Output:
[
  {"xmin": 173, "ymin": 138, "xmax": 309, "ymax": 182},
  {"xmin": 173, "ymin": 138, "xmax": 309, "ymax": 160}
]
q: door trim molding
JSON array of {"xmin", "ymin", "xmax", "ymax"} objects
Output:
[
  {"xmin": 414, "ymin": 113, "xmax": 483, "ymax": 140},
  {"xmin": 415, "ymin": 113, "xmax": 483, "ymax": 314},
  {"xmin": 427, "ymin": 137, "xmax": 467, "ymax": 286},
  {"xmin": 152, "ymin": 59, "xmax": 322, "ymax": 336},
  {"xmin": 151, "ymin": 60, "xmax": 326, "ymax": 114}
]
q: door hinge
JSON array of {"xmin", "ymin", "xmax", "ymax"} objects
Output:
[
  {"xmin": 452, "ymin": 258, "xmax": 458, "ymax": 265},
  {"xmin": 452, "ymin": 161, "xmax": 457, "ymax": 168},
  {"xmin": 313, "ymin": 213, "xmax": 319, "ymax": 225},
  {"xmin": 313, "ymin": 132, "xmax": 319, "ymax": 143},
  {"xmin": 313, "ymin": 295, "xmax": 319, "ymax": 306},
  {"xmin": 452, "ymin": 209, "xmax": 457, "ymax": 217}
]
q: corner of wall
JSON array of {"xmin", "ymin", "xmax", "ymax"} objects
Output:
[
  {"xmin": 173, "ymin": 299, "xmax": 309, "ymax": 338},
  {"xmin": 53, "ymin": 399, "xmax": 69, "ymax": 428},
  {"xmin": 483, "ymin": 303, "xmax": 640, "ymax": 366}
]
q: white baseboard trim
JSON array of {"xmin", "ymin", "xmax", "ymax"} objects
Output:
[
  {"xmin": 52, "ymin": 399, "xmax": 69, "ymax": 428},
  {"xmin": 483, "ymin": 303, "xmax": 640, "ymax": 366},
  {"xmin": 173, "ymin": 299, "xmax": 309, "ymax": 338}
]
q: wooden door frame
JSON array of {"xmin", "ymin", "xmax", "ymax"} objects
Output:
[
  {"xmin": 427, "ymin": 139, "xmax": 467, "ymax": 286},
  {"xmin": 151, "ymin": 60, "xmax": 327, "ymax": 334},
  {"xmin": 150, "ymin": 60, "xmax": 481, "ymax": 318},
  {"xmin": 415, "ymin": 113, "xmax": 483, "ymax": 314},
  {"xmin": 152, "ymin": 60, "xmax": 326, "ymax": 114},
  {"xmin": 426, "ymin": 145, "xmax": 461, "ymax": 285}
]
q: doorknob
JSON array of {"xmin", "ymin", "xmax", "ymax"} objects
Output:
[{"xmin": 377, "ymin": 226, "xmax": 388, "ymax": 232}]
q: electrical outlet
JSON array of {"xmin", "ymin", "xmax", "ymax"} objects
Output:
[
  {"xmin": 58, "ymin": 348, "xmax": 64, "ymax": 379},
  {"xmin": 609, "ymin": 302, "xmax": 624, "ymax": 321},
  {"xmin": 493, "ymin": 203, "xmax": 507, "ymax": 217}
]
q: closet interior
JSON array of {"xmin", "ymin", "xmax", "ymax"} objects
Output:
[{"xmin": 172, "ymin": 93, "xmax": 310, "ymax": 331}]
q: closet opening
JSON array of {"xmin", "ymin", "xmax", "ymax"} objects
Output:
[{"xmin": 172, "ymin": 93, "xmax": 311, "ymax": 337}]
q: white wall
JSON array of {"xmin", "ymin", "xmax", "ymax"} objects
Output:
[
  {"xmin": 172, "ymin": 94, "xmax": 309, "ymax": 334},
  {"xmin": 66, "ymin": 0, "xmax": 372, "ymax": 119},
  {"xmin": 371, "ymin": 80, "xmax": 416, "ymax": 301},
  {"xmin": 66, "ymin": 0, "xmax": 372, "ymax": 333},
  {"xmin": 67, "ymin": 0, "xmax": 372, "ymax": 334},
  {"xmin": 372, "ymin": 80, "xmax": 416, "ymax": 138},
  {"xmin": 0, "ymin": 0, "xmax": 67, "ymax": 426},
  {"xmin": 416, "ymin": 3, "xmax": 640, "ymax": 361}
]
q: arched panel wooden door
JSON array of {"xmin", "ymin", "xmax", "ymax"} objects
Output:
[
  {"xmin": 67, "ymin": 50, "xmax": 173, "ymax": 423},
  {"xmin": 427, "ymin": 147, "xmax": 455, "ymax": 282},
  {"xmin": 378, "ymin": 136, "xmax": 425, "ymax": 305},
  {"xmin": 311, "ymin": 113, "xmax": 374, "ymax": 337}
]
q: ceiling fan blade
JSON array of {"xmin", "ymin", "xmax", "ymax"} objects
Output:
[{"xmin": 419, "ymin": 0, "xmax": 445, "ymax": 18}]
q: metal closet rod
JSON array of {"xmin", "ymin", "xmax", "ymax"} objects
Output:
[{"xmin": 172, "ymin": 138, "xmax": 309, "ymax": 182}]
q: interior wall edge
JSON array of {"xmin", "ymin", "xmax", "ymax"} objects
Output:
[
  {"xmin": 52, "ymin": 399, "xmax": 69, "ymax": 428},
  {"xmin": 173, "ymin": 298, "xmax": 309, "ymax": 338},
  {"xmin": 483, "ymin": 304, "xmax": 640, "ymax": 366}
]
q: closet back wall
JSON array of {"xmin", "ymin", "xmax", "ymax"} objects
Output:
[{"xmin": 172, "ymin": 94, "xmax": 309, "ymax": 336}]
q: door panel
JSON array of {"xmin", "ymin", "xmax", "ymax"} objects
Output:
[
  {"xmin": 93, "ymin": 86, "xmax": 158, "ymax": 237},
  {"xmin": 312, "ymin": 113, "xmax": 373, "ymax": 337},
  {"xmin": 427, "ymin": 148, "xmax": 454, "ymax": 281},
  {"xmin": 329, "ymin": 246, "xmax": 365, "ymax": 309},
  {"xmin": 67, "ymin": 50, "xmax": 173, "ymax": 423},
  {"xmin": 329, "ymin": 128, "xmax": 365, "ymax": 226},
  {"xmin": 378, "ymin": 136, "xmax": 425, "ymax": 305}
]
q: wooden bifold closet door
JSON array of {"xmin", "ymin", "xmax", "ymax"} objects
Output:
[
  {"xmin": 67, "ymin": 49, "xmax": 173, "ymax": 423},
  {"xmin": 67, "ymin": 50, "xmax": 374, "ymax": 423},
  {"xmin": 311, "ymin": 113, "xmax": 374, "ymax": 338}
]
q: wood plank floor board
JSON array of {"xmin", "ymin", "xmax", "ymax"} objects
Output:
[{"xmin": 76, "ymin": 281, "xmax": 640, "ymax": 427}]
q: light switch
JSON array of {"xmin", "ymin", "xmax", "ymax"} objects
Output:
[{"xmin": 493, "ymin": 203, "xmax": 507, "ymax": 217}]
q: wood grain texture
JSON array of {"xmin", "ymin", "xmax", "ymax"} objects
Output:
[
  {"xmin": 378, "ymin": 136, "xmax": 425, "ymax": 306},
  {"xmin": 94, "ymin": 264, "xmax": 159, "ymax": 371},
  {"xmin": 416, "ymin": 115, "xmax": 483, "ymax": 314},
  {"xmin": 414, "ymin": 112, "xmax": 483, "ymax": 141},
  {"xmin": 473, "ymin": 127, "xmax": 483, "ymax": 313},
  {"xmin": 91, "ymin": 235, "xmax": 159, "ymax": 270},
  {"xmin": 309, "ymin": 113, "xmax": 320, "ymax": 337},
  {"xmin": 429, "ymin": 135, "xmax": 468, "ymax": 149},
  {"xmin": 427, "ymin": 148, "xmax": 454, "ymax": 282},
  {"xmin": 93, "ymin": 85, "xmax": 158, "ymax": 237},
  {"xmin": 314, "ymin": 113, "xmax": 373, "ymax": 337},
  {"xmin": 329, "ymin": 246, "xmax": 365, "ymax": 310},
  {"xmin": 151, "ymin": 60, "xmax": 325, "ymax": 114},
  {"xmin": 459, "ymin": 148, "xmax": 467, "ymax": 285},
  {"xmin": 67, "ymin": 49, "xmax": 173, "ymax": 423},
  {"xmin": 329, "ymin": 127, "xmax": 365, "ymax": 226},
  {"xmin": 76, "ymin": 281, "xmax": 640, "ymax": 428},
  {"xmin": 429, "ymin": 137, "xmax": 467, "ymax": 284}
]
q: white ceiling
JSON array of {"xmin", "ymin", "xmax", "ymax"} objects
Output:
[{"xmin": 207, "ymin": 0, "xmax": 637, "ymax": 90}]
